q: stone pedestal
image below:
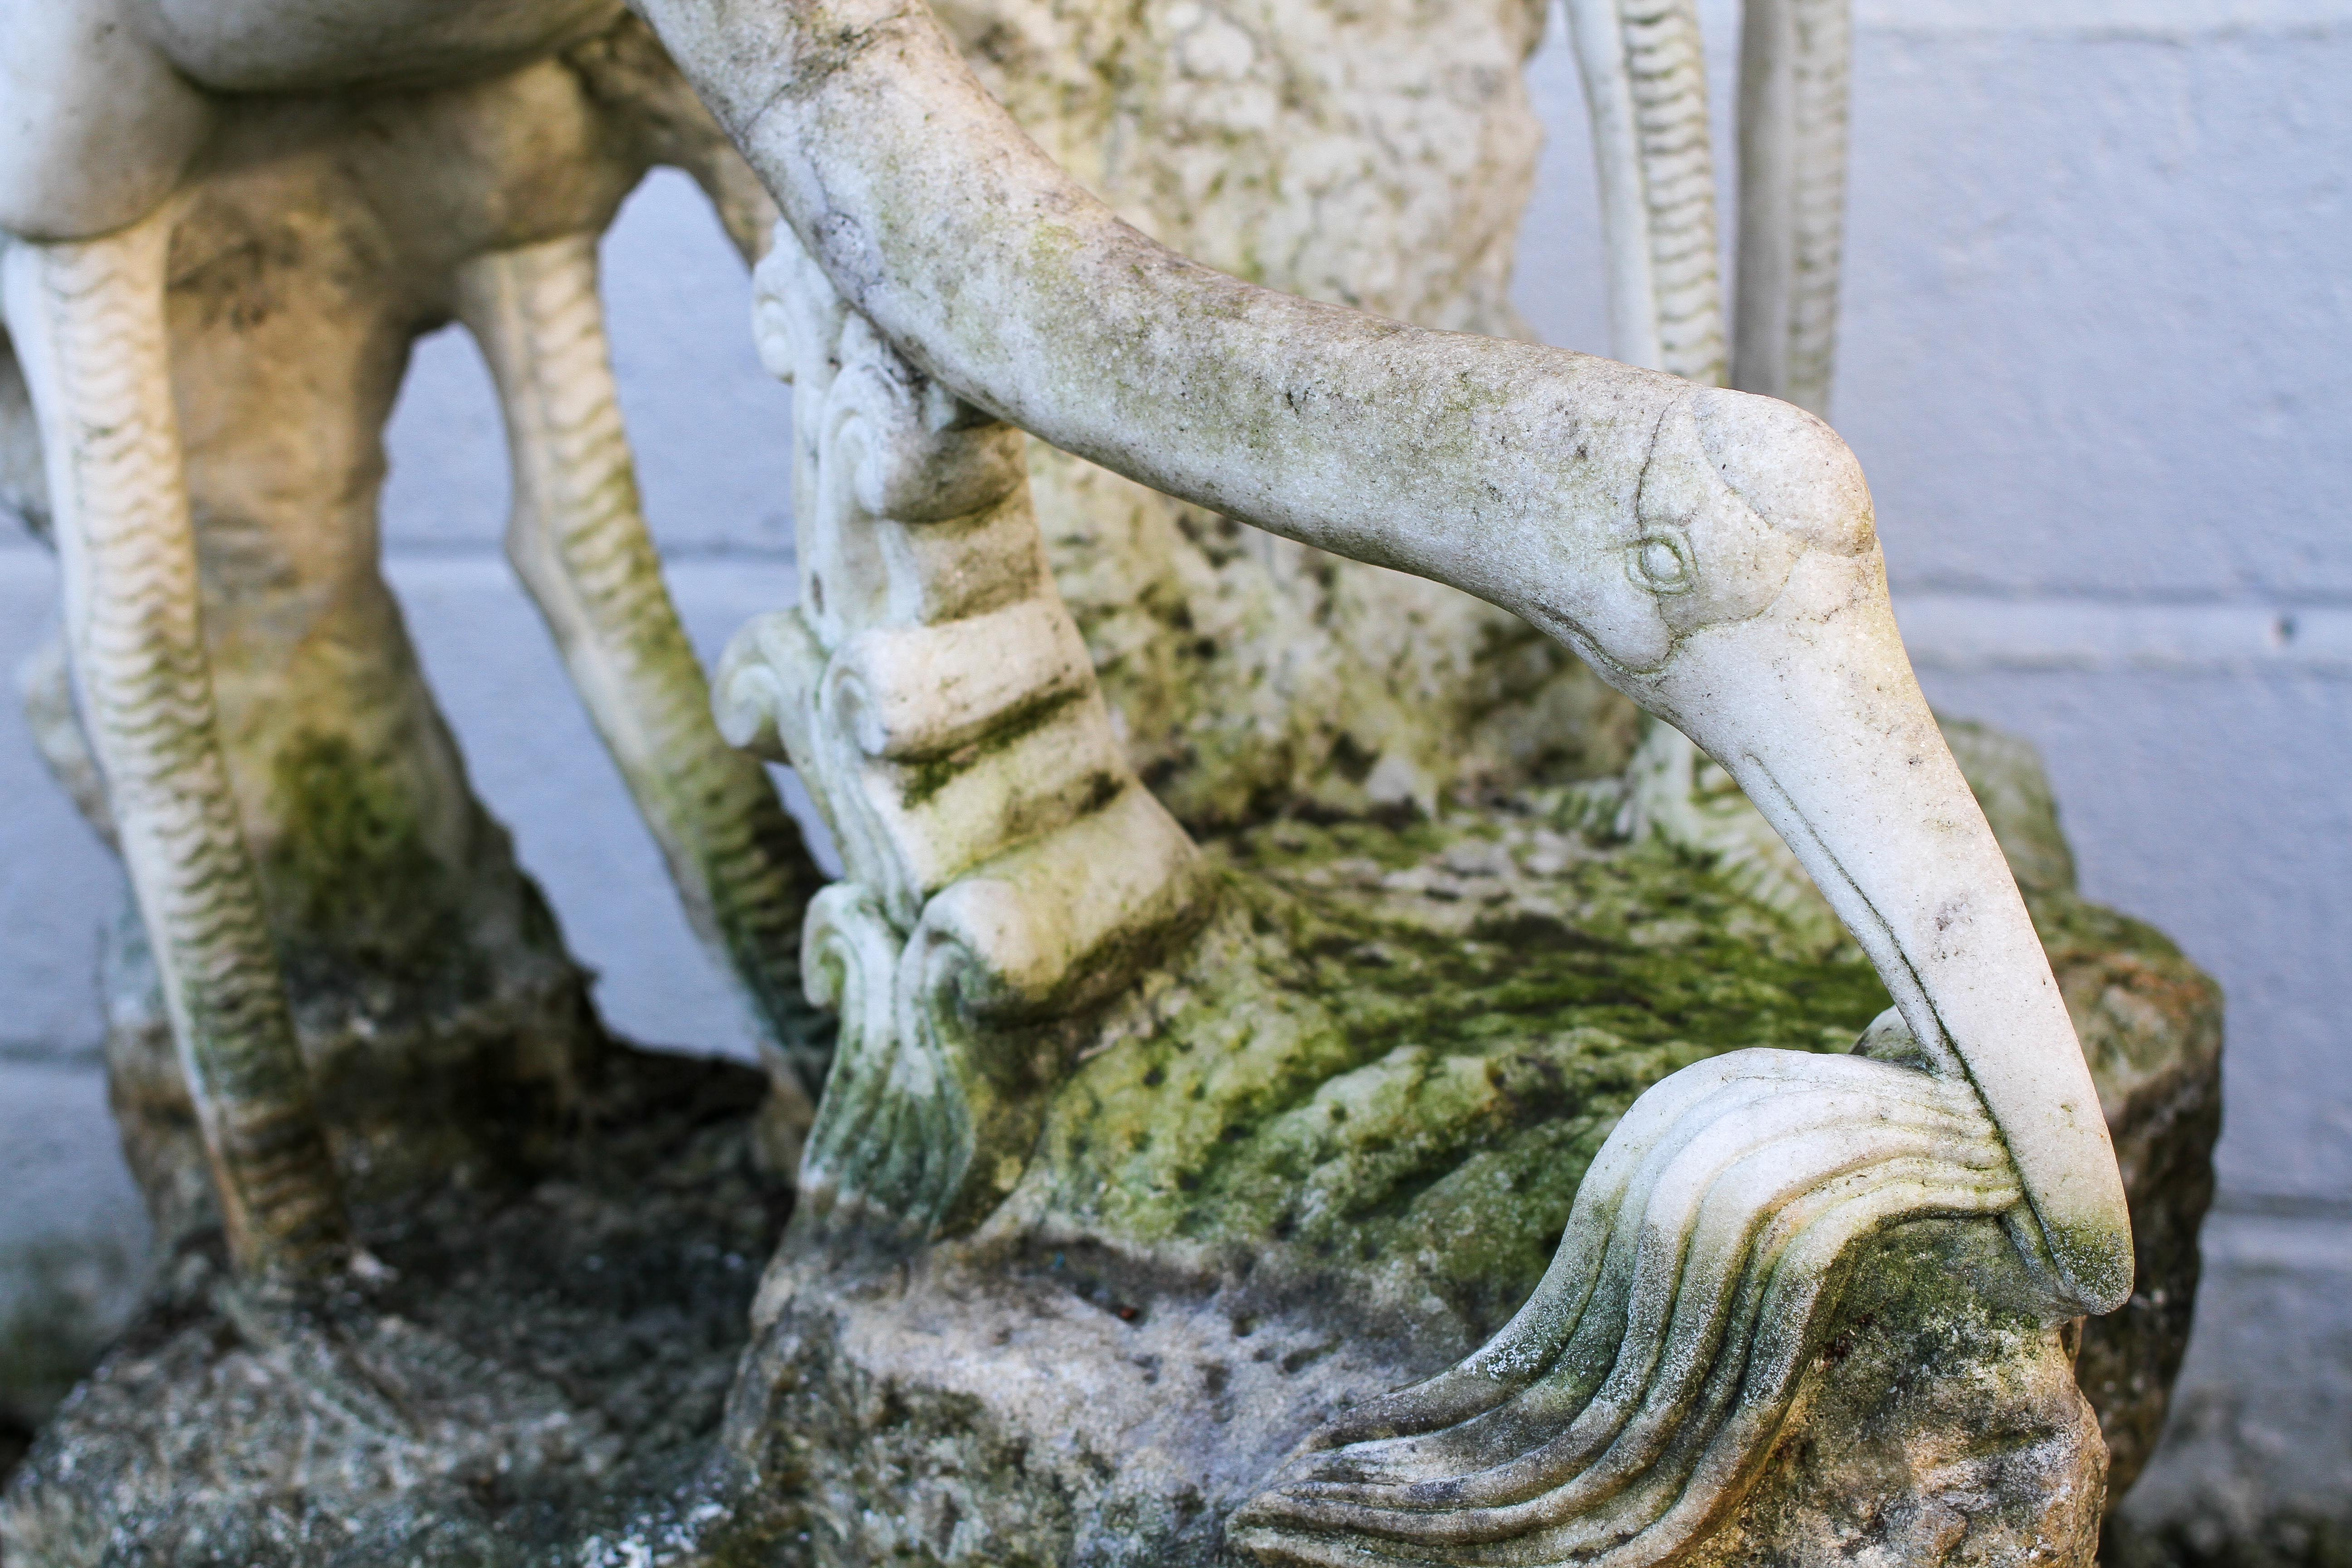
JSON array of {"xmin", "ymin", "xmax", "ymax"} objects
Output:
[
  {"xmin": 0, "ymin": 1052, "xmax": 791, "ymax": 1568},
  {"xmin": 2, "ymin": 753, "xmax": 2220, "ymax": 1565},
  {"xmin": 735, "ymin": 1218, "xmax": 2104, "ymax": 1568},
  {"xmin": 702, "ymin": 764, "xmax": 2215, "ymax": 1568}
]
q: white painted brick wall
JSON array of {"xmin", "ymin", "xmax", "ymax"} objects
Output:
[{"xmin": 2, "ymin": 0, "xmax": 2345, "ymax": 1519}]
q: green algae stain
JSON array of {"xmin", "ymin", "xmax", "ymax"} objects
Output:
[
  {"xmin": 897, "ymin": 687, "xmax": 1089, "ymax": 808},
  {"xmin": 262, "ymin": 730, "xmax": 484, "ymax": 1010},
  {"xmin": 1017, "ymin": 809, "xmax": 1896, "ymax": 1334},
  {"xmin": 981, "ymin": 741, "xmax": 2218, "ymax": 1374}
]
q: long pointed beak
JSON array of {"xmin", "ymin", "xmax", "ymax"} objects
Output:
[{"xmin": 1643, "ymin": 548, "xmax": 2133, "ymax": 1315}]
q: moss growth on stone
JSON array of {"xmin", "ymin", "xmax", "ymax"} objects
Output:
[
  {"xmin": 261, "ymin": 729, "xmax": 488, "ymax": 1017},
  {"xmin": 725, "ymin": 772, "xmax": 2210, "ymax": 1568},
  {"xmin": 1680, "ymin": 1215, "xmax": 2107, "ymax": 1568},
  {"xmin": 11, "ymin": 763, "xmax": 2224, "ymax": 1564},
  {"xmin": 895, "ymin": 687, "xmax": 1090, "ymax": 809},
  {"xmin": 1009, "ymin": 806, "xmax": 1895, "ymax": 1338},
  {"xmin": 996, "ymin": 787, "xmax": 2219, "ymax": 1378}
]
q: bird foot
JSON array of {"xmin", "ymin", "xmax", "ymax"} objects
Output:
[{"xmin": 214, "ymin": 1256, "xmax": 422, "ymax": 1446}]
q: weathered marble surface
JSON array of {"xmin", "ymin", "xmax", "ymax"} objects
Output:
[
  {"xmin": 616, "ymin": 0, "xmax": 2181, "ymax": 1553},
  {"xmin": 0, "ymin": 0, "xmax": 2221, "ymax": 1556},
  {"xmin": 714, "ymin": 725, "xmax": 2217, "ymax": 1566},
  {"xmin": 941, "ymin": 0, "xmax": 1639, "ymax": 828},
  {"xmin": 0, "ymin": 1050, "xmax": 796, "ymax": 1568},
  {"xmin": 743, "ymin": 1224, "xmax": 2104, "ymax": 1568},
  {"xmin": 0, "ymin": 8, "xmax": 828, "ymax": 1285},
  {"xmin": 1623, "ymin": 715, "xmax": 2221, "ymax": 1499},
  {"xmin": 1, "ymin": 730, "xmax": 2219, "ymax": 1565},
  {"xmin": 876, "ymin": 0, "xmax": 2227, "ymax": 1461},
  {"xmin": 714, "ymin": 224, "xmax": 1215, "ymax": 1238}
]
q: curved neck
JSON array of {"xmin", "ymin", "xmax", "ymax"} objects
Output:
[
  {"xmin": 633, "ymin": 0, "xmax": 2133, "ymax": 1311},
  {"xmin": 638, "ymin": 0, "xmax": 1681, "ymax": 625}
]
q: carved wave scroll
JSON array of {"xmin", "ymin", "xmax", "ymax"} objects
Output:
[
  {"xmin": 1230, "ymin": 1031, "xmax": 2042, "ymax": 1568},
  {"xmin": 715, "ymin": 224, "xmax": 1209, "ymax": 1239}
]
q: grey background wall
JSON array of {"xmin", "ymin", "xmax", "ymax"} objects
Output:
[{"xmin": 3, "ymin": 0, "xmax": 2346, "ymax": 1529}]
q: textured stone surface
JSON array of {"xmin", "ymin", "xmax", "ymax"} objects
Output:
[
  {"xmin": 942, "ymin": 0, "xmax": 1637, "ymax": 829},
  {"xmin": 6, "ymin": 15, "xmax": 2342, "ymax": 1548},
  {"xmin": 657, "ymin": 0, "xmax": 2142, "ymax": 1367},
  {"xmin": 0, "ymin": 1049, "xmax": 794, "ymax": 1568},
  {"xmin": 1637, "ymin": 713, "xmax": 2223, "ymax": 1501},
  {"xmin": 0, "ymin": 0, "xmax": 2232, "ymax": 1556},
  {"xmin": 718, "ymin": 747, "xmax": 2217, "ymax": 1566},
  {"xmin": 1, "ymin": 728, "xmax": 2216, "ymax": 1564},
  {"xmin": 733, "ymin": 1219, "xmax": 2100, "ymax": 1568},
  {"xmin": 1921, "ymin": 721, "xmax": 2222, "ymax": 1501},
  {"xmin": 2, "ymin": 4, "xmax": 826, "ymax": 1287},
  {"xmin": 652, "ymin": 0, "xmax": 2160, "ymax": 1544},
  {"xmin": 1677, "ymin": 1222, "xmax": 2106, "ymax": 1568}
]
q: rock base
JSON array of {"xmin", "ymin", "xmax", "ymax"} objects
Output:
[
  {"xmin": 727, "ymin": 1215, "xmax": 2102, "ymax": 1568},
  {"xmin": 2, "ymin": 776, "xmax": 2218, "ymax": 1568},
  {"xmin": 0, "ymin": 1049, "xmax": 796, "ymax": 1568}
]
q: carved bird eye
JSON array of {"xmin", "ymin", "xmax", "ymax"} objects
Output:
[{"xmin": 1630, "ymin": 534, "xmax": 1693, "ymax": 594}]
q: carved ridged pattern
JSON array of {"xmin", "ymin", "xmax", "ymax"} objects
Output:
[
  {"xmin": 1779, "ymin": 0, "xmax": 1849, "ymax": 414},
  {"xmin": 1232, "ymin": 1051, "xmax": 2025, "ymax": 1568},
  {"xmin": 9, "ymin": 216, "xmax": 347, "ymax": 1276},
  {"xmin": 780, "ymin": 323, "xmax": 1036, "ymax": 1234},
  {"xmin": 1619, "ymin": 0, "xmax": 1726, "ymax": 386},
  {"xmin": 1732, "ymin": 0, "xmax": 1850, "ymax": 414},
  {"xmin": 468, "ymin": 238, "xmax": 833, "ymax": 1089},
  {"xmin": 795, "ymin": 883, "xmax": 959, "ymax": 1239},
  {"xmin": 729, "ymin": 227, "xmax": 1207, "ymax": 1236}
]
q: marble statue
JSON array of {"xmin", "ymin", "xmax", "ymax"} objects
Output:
[
  {"xmin": 0, "ymin": 1, "xmax": 833, "ymax": 1284},
  {"xmin": 715, "ymin": 228, "xmax": 1212, "ymax": 1235},
  {"xmin": 0, "ymin": 0, "xmax": 2222, "ymax": 1563},
  {"xmin": 643, "ymin": 0, "xmax": 2133, "ymax": 1279},
  {"xmin": 645, "ymin": 0, "xmax": 2134, "ymax": 1553}
]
